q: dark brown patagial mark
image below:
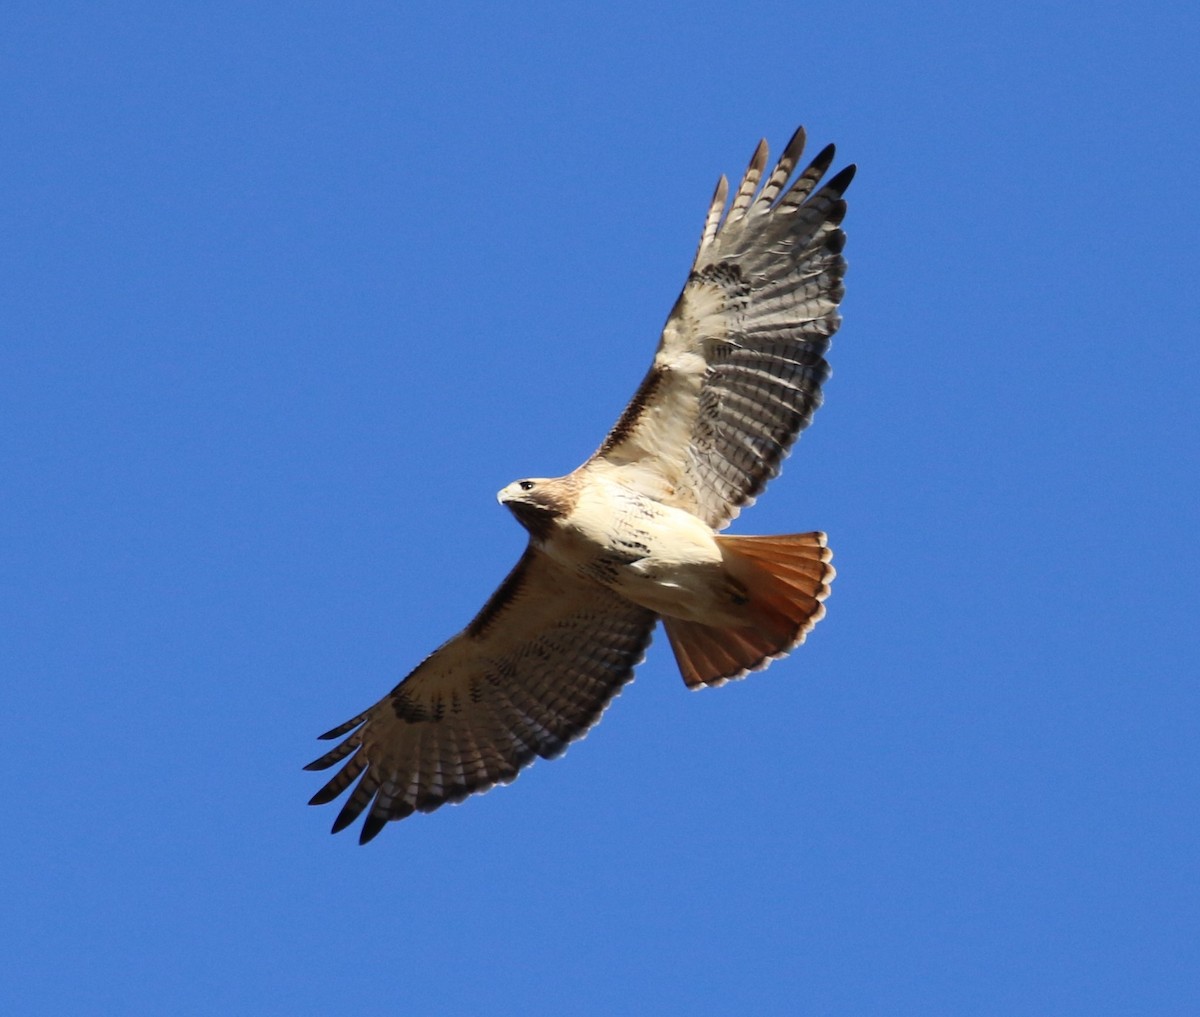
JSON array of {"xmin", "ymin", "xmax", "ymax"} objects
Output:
[
  {"xmin": 599, "ymin": 258, "xmax": 751, "ymax": 460},
  {"xmin": 598, "ymin": 364, "xmax": 669, "ymax": 456},
  {"xmin": 465, "ymin": 550, "xmax": 536, "ymax": 640}
]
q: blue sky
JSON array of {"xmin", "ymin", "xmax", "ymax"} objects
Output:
[{"xmin": 4, "ymin": 3, "xmax": 1198, "ymax": 1014}]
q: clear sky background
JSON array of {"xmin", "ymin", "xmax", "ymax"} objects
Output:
[{"xmin": 4, "ymin": 3, "xmax": 1198, "ymax": 1015}]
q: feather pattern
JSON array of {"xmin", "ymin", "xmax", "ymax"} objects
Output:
[
  {"xmin": 306, "ymin": 549, "xmax": 655, "ymax": 843},
  {"xmin": 593, "ymin": 129, "xmax": 854, "ymax": 529}
]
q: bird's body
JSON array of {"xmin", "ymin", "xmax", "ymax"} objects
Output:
[
  {"xmin": 500, "ymin": 473, "xmax": 735, "ymax": 624},
  {"xmin": 308, "ymin": 126, "xmax": 854, "ymax": 842}
]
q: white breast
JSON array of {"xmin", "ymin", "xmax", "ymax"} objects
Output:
[{"xmin": 545, "ymin": 474, "xmax": 732, "ymax": 621}]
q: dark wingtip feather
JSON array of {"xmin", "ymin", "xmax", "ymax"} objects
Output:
[
  {"xmin": 304, "ymin": 737, "xmax": 359, "ymax": 772},
  {"xmin": 318, "ymin": 713, "xmax": 366, "ymax": 741},
  {"xmin": 308, "ymin": 785, "xmax": 342, "ymax": 806},
  {"xmin": 330, "ymin": 803, "xmax": 363, "ymax": 835},
  {"xmin": 358, "ymin": 813, "xmax": 388, "ymax": 844},
  {"xmin": 809, "ymin": 143, "xmax": 836, "ymax": 177},
  {"xmin": 308, "ymin": 754, "xmax": 366, "ymax": 804},
  {"xmin": 824, "ymin": 163, "xmax": 856, "ymax": 197}
]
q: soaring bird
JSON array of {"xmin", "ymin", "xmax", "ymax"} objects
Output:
[{"xmin": 307, "ymin": 126, "xmax": 853, "ymax": 842}]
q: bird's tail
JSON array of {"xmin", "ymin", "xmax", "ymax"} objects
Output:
[{"xmin": 662, "ymin": 531, "xmax": 834, "ymax": 688}]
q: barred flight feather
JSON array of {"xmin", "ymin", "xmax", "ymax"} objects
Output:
[{"xmin": 593, "ymin": 132, "xmax": 853, "ymax": 529}]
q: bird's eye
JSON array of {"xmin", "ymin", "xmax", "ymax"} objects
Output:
[{"xmin": 518, "ymin": 480, "xmax": 535, "ymax": 491}]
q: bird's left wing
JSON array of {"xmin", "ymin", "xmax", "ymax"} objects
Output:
[{"xmin": 306, "ymin": 547, "xmax": 656, "ymax": 843}]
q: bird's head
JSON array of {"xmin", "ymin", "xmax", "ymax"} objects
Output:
[{"xmin": 497, "ymin": 476, "xmax": 577, "ymax": 540}]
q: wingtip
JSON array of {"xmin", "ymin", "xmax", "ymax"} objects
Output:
[
  {"xmin": 317, "ymin": 712, "xmax": 366, "ymax": 741},
  {"xmin": 827, "ymin": 163, "xmax": 857, "ymax": 194},
  {"xmin": 330, "ymin": 808, "xmax": 359, "ymax": 836},
  {"xmin": 358, "ymin": 814, "xmax": 387, "ymax": 844}
]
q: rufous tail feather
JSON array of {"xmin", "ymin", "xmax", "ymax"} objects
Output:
[{"xmin": 662, "ymin": 531, "xmax": 834, "ymax": 688}]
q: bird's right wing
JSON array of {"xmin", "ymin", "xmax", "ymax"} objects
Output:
[
  {"xmin": 589, "ymin": 127, "xmax": 853, "ymax": 530},
  {"xmin": 305, "ymin": 547, "xmax": 656, "ymax": 843}
]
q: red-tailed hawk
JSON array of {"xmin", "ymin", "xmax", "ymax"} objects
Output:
[{"xmin": 307, "ymin": 126, "xmax": 854, "ymax": 842}]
